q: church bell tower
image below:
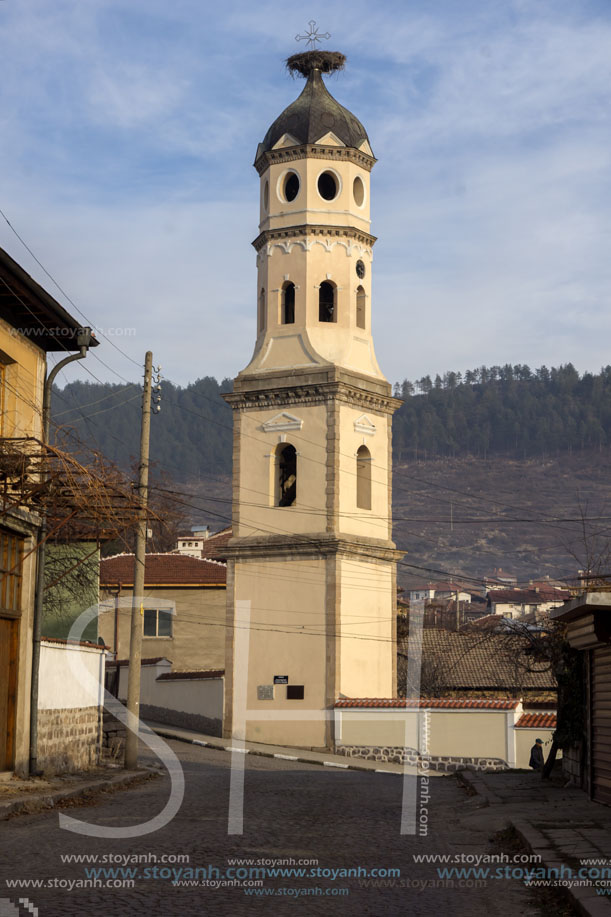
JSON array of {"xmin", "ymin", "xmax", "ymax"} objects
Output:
[{"xmin": 223, "ymin": 48, "xmax": 402, "ymax": 748}]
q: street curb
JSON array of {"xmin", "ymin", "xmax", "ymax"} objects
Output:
[
  {"xmin": 151, "ymin": 727, "xmax": 406, "ymax": 776},
  {"xmin": 0, "ymin": 769, "xmax": 155, "ymax": 821},
  {"xmin": 459, "ymin": 772, "xmax": 611, "ymax": 917},
  {"xmin": 511, "ymin": 818, "xmax": 611, "ymax": 917}
]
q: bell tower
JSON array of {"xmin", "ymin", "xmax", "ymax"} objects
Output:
[{"xmin": 223, "ymin": 49, "xmax": 402, "ymax": 749}]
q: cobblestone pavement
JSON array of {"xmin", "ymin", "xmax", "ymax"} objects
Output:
[{"xmin": 0, "ymin": 740, "xmax": 540, "ymax": 917}]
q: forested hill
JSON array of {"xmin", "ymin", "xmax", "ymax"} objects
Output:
[
  {"xmin": 393, "ymin": 363, "xmax": 611, "ymax": 462},
  {"xmin": 51, "ymin": 377, "xmax": 234, "ymax": 480},
  {"xmin": 52, "ymin": 363, "xmax": 611, "ymax": 479}
]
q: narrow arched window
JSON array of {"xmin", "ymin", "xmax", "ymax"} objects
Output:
[
  {"xmin": 356, "ymin": 445, "xmax": 371, "ymax": 510},
  {"xmin": 282, "ymin": 282, "xmax": 295, "ymax": 324},
  {"xmin": 277, "ymin": 443, "xmax": 297, "ymax": 506},
  {"xmin": 319, "ymin": 281, "xmax": 336, "ymax": 323},
  {"xmin": 258, "ymin": 288, "xmax": 266, "ymax": 332},
  {"xmin": 356, "ymin": 286, "xmax": 366, "ymax": 329}
]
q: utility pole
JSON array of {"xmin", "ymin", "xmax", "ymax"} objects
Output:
[
  {"xmin": 29, "ymin": 328, "xmax": 93, "ymax": 776},
  {"xmin": 125, "ymin": 351, "xmax": 154, "ymax": 769}
]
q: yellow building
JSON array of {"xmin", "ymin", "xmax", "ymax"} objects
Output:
[
  {"xmin": 223, "ymin": 50, "xmax": 402, "ymax": 749},
  {"xmin": 0, "ymin": 245, "xmax": 93, "ymax": 775}
]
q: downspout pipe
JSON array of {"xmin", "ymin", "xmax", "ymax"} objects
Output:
[{"xmin": 29, "ymin": 328, "xmax": 93, "ymax": 776}]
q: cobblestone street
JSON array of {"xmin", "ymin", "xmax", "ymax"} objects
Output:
[{"xmin": 0, "ymin": 740, "xmax": 540, "ymax": 917}]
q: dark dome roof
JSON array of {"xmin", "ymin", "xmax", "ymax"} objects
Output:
[{"xmin": 257, "ymin": 68, "xmax": 371, "ymax": 160}]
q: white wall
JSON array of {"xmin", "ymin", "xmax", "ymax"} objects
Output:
[
  {"xmin": 39, "ymin": 641, "xmax": 105, "ymax": 710},
  {"xmin": 114, "ymin": 659, "xmax": 223, "ymax": 722}
]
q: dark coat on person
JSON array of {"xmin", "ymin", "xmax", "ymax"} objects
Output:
[{"xmin": 529, "ymin": 743, "xmax": 544, "ymax": 770}]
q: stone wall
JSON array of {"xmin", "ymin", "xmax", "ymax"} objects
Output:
[
  {"xmin": 335, "ymin": 744, "xmax": 508, "ymax": 773},
  {"xmin": 38, "ymin": 705, "xmax": 101, "ymax": 773}
]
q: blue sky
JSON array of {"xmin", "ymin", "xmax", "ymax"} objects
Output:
[{"xmin": 1, "ymin": 0, "xmax": 611, "ymax": 388}]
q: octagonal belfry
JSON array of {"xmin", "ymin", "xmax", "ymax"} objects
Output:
[{"xmin": 223, "ymin": 50, "xmax": 402, "ymax": 749}]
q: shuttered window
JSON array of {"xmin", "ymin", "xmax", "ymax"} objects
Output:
[{"xmin": 0, "ymin": 529, "xmax": 23, "ymax": 615}]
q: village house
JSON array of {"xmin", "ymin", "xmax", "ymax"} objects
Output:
[
  {"xmin": 98, "ymin": 552, "xmax": 227, "ymax": 671},
  {"xmin": 487, "ymin": 586, "xmax": 571, "ymax": 621},
  {"xmin": 552, "ymin": 593, "xmax": 611, "ymax": 806},
  {"xmin": 0, "ymin": 244, "xmax": 100, "ymax": 776}
]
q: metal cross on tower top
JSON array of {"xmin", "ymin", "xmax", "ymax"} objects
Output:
[{"xmin": 295, "ymin": 20, "xmax": 331, "ymax": 50}]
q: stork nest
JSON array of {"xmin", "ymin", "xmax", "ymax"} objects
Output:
[{"xmin": 286, "ymin": 50, "xmax": 346, "ymax": 77}]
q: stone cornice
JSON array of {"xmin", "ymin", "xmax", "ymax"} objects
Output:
[
  {"xmin": 252, "ymin": 224, "xmax": 377, "ymax": 253},
  {"xmin": 223, "ymin": 377, "xmax": 402, "ymax": 416},
  {"xmin": 224, "ymin": 532, "xmax": 403, "ymax": 564},
  {"xmin": 254, "ymin": 145, "xmax": 376, "ymax": 177}
]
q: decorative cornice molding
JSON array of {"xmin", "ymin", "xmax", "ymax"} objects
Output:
[
  {"xmin": 254, "ymin": 144, "xmax": 376, "ymax": 177},
  {"xmin": 224, "ymin": 379, "xmax": 401, "ymax": 416},
  {"xmin": 252, "ymin": 224, "xmax": 376, "ymax": 253},
  {"xmin": 224, "ymin": 532, "xmax": 403, "ymax": 564}
]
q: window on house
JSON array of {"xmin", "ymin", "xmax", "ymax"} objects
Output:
[
  {"xmin": 319, "ymin": 281, "xmax": 336, "ymax": 323},
  {"xmin": 0, "ymin": 528, "xmax": 23, "ymax": 614},
  {"xmin": 277, "ymin": 443, "xmax": 297, "ymax": 506},
  {"xmin": 0, "ymin": 352, "xmax": 16, "ymax": 438},
  {"xmin": 143, "ymin": 609, "xmax": 173, "ymax": 637},
  {"xmin": 356, "ymin": 445, "xmax": 372, "ymax": 510},
  {"xmin": 258, "ymin": 288, "xmax": 266, "ymax": 332},
  {"xmin": 282, "ymin": 282, "xmax": 295, "ymax": 324},
  {"xmin": 356, "ymin": 286, "xmax": 366, "ymax": 329}
]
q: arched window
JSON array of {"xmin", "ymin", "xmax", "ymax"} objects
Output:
[
  {"xmin": 276, "ymin": 443, "xmax": 297, "ymax": 506},
  {"xmin": 356, "ymin": 286, "xmax": 366, "ymax": 329},
  {"xmin": 356, "ymin": 445, "xmax": 371, "ymax": 510},
  {"xmin": 258, "ymin": 288, "xmax": 266, "ymax": 332},
  {"xmin": 319, "ymin": 281, "xmax": 336, "ymax": 323},
  {"xmin": 282, "ymin": 282, "xmax": 295, "ymax": 324}
]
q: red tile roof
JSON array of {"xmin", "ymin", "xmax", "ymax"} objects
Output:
[
  {"xmin": 100, "ymin": 553, "xmax": 226, "ymax": 587},
  {"xmin": 200, "ymin": 526, "xmax": 232, "ymax": 561},
  {"xmin": 420, "ymin": 630, "xmax": 555, "ymax": 690},
  {"xmin": 515, "ymin": 713, "xmax": 557, "ymax": 729},
  {"xmin": 489, "ymin": 589, "xmax": 570, "ymax": 604},
  {"xmin": 157, "ymin": 670, "xmax": 224, "ymax": 681},
  {"xmin": 41, "ymin": 636, "xmax": 107, "ymax": 650},
  {"xmin": 334, "ymin": 698, "xmax": 519, "ymax": 709}
]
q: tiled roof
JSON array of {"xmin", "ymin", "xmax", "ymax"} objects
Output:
[
  {"xmin": 489, "ymin": 589, "xmax": 570, "ymax": 604},
  {"xmin": 335, "ymin": 698, "xmax": 519, "ymax": 709},
  {"xmin": 420, "ymin": 630, "xmax": 556, "ymax": 690},
  {"xmin": 200, "ymin": 527, "xmax": 232, "ymax": 561},
  {"xmin": 515, "ymin": 713, "xmax": 557, "ymax": 729},
  {"xmin": 41, "ymin": 636, "xmax": 107, "ymax": 650},
  {"xmin": 107, "ymin": 657, "xmax": 170, "ymax": 668},
  {"xmin": 157, "ymin": 670, "xmax": 224, "ymax": 681},
  {"xmin": 100, "ymin": 553, "xmax": 226, "ymax": 587}
]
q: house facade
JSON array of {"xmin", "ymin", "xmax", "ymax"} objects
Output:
[
  {"xmin": 552, "ymin": 593, "xmax": 611, "ymax": 806},
  {"xmin": 0, "ymin": 245, "xmax": 94, "ymax": 776},
  {"xmin": 99, "ymin": 552, "xmax": 227, "ymax": 672}
]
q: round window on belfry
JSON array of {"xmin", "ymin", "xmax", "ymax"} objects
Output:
[
  {"xmin": 283, "ymin": 172, "xmax": 300, "ymax": 202},
  {"xmin": 318, "ymin": 171, "xmax": 338, "ymax": 201},
  {"xmin": 353, "ymin": 176, "xmax": 365, "ymax": 207}
]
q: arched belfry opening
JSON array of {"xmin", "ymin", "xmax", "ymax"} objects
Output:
[
  {"xmin": 276, "ymin": 443, "xmax": 297, "ymax": 506},
  {"xmin": 356, "ymin": 286, "xmax": 366, "ymax": 329},
  {"xmin": 356, "ymin": 444, "xmax": 372, "ymax": 510},
  {"xmin": 319, "ymin": 281, "xmax": 336, "ymax": 323},
  {"xmin": 282, "ymin": 282, "xmax": 295, "ymax": 324},
  {"xmin": 258, "ymin": 288, "xmax": 266, "ymax": 332}
]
